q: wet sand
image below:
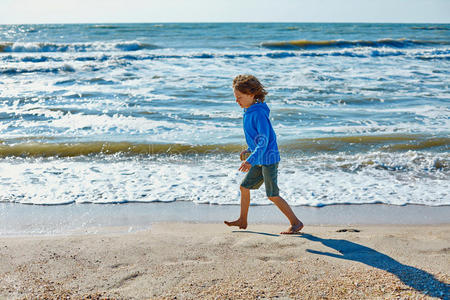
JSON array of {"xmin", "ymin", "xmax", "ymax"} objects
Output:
[
  {"xmin": 0, "ymin": 223, "xmax": 448, "ymax": 299},
  {"xmin": 2, "ymin": 202, "xmax": 450, "ymax": 235}
]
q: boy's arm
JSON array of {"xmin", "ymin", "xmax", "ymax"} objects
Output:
[{"xmin": 246, "ymin": 113, "xmax": 271, "ymax": 165}]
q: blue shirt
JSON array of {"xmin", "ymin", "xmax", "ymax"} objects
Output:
[{"xmin": 243, "ymin": 102, "xmax": 280, "ymax": 165}]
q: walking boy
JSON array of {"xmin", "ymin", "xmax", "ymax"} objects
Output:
[{"xmin": 224, "ymin": 75, "xmax": 303, "ymax": 234}]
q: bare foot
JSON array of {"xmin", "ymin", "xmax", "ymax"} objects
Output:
[
  {"xmin": 224, "ymin": 219, "xmax": 247, "ymax": 230},
  {"xmin": 280, "ymin": 221, "xmax": 303, "ymax": 234}
]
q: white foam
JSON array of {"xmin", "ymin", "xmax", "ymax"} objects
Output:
[
  {"xmin": 0, "ymin": 41, "xmax": 158, "ymax": 53},
  {"xmin": 0, "ymin": 151, "xmax": 448, "ymax": 206}
]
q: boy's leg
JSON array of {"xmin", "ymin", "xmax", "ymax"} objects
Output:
[
  {"xmin": 224, "ymin": 186, "xmax": 250, "ymax": 229},
  {"xmin": 262, "ymin": 164, "xmax": 303, "ymax": 234},
  {"xmin": 268, "ymin": 196, "xmax": 303, "ymax": 234},
  {"xmin": 225, "ymin": 165, "xmax": 263, "ymax": 230}
]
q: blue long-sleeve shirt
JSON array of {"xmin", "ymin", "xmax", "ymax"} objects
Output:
[{"xmin": 243, "ymin": 102, "xmax": 280, "ymax": 165}]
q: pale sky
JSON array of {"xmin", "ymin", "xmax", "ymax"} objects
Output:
[{"xmin": 1, "ymin": 0, "xmax": 449, "ymax": 24}]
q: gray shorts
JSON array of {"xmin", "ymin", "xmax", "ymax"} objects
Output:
[{"xmin": 240, "ymin": 163, "xmax": 279, "ymax": 197}]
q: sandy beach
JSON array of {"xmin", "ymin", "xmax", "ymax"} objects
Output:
[
  {"xmin": 0, "ymin": 222, "xmax": 448, "ymax": 299},
  {"xmin": 1, "ymin": 21, "xmax": 449, "ymax": 299}
]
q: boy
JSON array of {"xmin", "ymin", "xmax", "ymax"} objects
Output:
[{"xmin": 224, "ymin": 75, "xmax": 303, "ymax": 234}]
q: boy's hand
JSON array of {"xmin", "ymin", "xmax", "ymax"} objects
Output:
[
  {"xmin": 240, "ymin": 149, "xmax": 251, "ymax": 161},
  {"xmin": 239, "ymin": 161, "xmax": 252, "ymax": 172}
]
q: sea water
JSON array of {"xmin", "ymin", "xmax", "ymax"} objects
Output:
[{"xmin": 0, "ymin": 23, "xmax": 449, "ymax": 207}]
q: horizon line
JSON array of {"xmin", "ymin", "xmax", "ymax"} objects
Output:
[{"xmin": 1, "ymin": 21, "xmax": 450, "ymax": 26}]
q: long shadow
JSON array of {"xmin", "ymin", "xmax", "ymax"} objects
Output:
[{"xmin": 300, "ymin": 233, "xmax": 449, "ymax": 299}]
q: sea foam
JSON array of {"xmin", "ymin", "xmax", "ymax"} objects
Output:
[{"xmin": 0, "ymin": 151, "xmax": 448, "ymax": 206}]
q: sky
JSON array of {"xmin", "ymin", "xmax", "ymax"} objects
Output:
[{"xmin": 1, "ymin": 0, "xmax": 449, "ymax": 24}]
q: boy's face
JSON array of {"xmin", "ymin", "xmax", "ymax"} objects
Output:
[{"xmin": 234, "ymin": 88, "xmax": 255, "ymax": 109}]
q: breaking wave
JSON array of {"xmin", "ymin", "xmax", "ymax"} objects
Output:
[
  {"xmin": 0, "ymin": 41, "xmax": 159, "ymax": 53},
  {"xmin": 261, "ymin": 38, "xmax": 450, "ymax": 50},
  {"xmin": 0, "ymin": 135, "xmax": 448, "ymax": 158},
  {"xmin": 2, "ymin": 49, "xmax": 448, "ymax": 65}
]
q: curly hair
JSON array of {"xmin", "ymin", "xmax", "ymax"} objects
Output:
[{"xmin": 232, "ymin": 74, "xmax": 268, "ymax": 102}]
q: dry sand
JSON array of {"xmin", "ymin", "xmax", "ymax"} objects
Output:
[{"xmin": 0, "ymin": 223, "xmax": 448, "ymax": 299}]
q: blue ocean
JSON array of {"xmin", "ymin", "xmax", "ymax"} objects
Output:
[{"xmin": 0, "ymin": 23, "xmax": 449, "ymax": 206}]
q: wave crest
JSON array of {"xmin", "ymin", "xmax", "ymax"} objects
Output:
[
  {"xmin": 261, "ymin": 38, "xmax": 450, "ymax": 50},
  {"xmin": 0, "ymin": 135, "xmax": 448, "ymax": 158},
  {"xmin": 0, "ymin": 41, "xmax": 159, "ymax": 53}
]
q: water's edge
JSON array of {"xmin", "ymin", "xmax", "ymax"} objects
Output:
[{"xmin": 1, "ymin": 201, "xmax": 449, "ymax": 236}]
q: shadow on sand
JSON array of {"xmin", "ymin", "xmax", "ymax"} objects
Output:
[{"xmin": 300, "ymin": 233, "xmax": 449, "ymax": 299}]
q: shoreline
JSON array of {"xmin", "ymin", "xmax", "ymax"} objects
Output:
[
  {"xmin": 0, "ymin": 223, "xmax": 448, "ymax": 299},
  {"xmin": 1, "ymin": 201, "xmax": 449, "ymax": 236}
]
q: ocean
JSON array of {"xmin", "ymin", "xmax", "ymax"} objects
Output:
[{"xmin": 0, "ymin": 23, "xmax": 449, "ymax": 207}]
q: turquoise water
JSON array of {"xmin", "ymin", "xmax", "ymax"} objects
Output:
[{"xmin": 0, "ymin": 23, "xmax": 449, "ymax": 206}]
